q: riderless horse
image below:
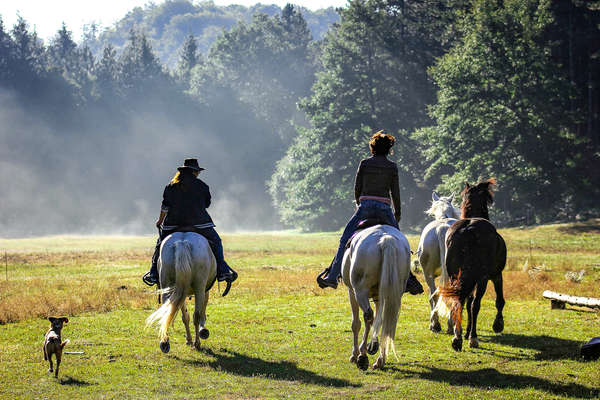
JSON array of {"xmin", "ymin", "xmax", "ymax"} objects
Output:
[
  {"xmin": 435, "ymin": 179, "xmax": 506, "ymax": 351},
  {"xmin": 146, "ymin": 232, "xmax": 217, "ymax": 353},
  {"xmin": 342, "ymin": 224, "xmax": 411, "ymax": 370},
  {"xmin": 415, "ymin": 192, "xmax": 460, "ymax": 333}
]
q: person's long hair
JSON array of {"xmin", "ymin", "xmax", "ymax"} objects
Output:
[{"xmin": 169, "ymin": 169, "xmax": 194, "ymax": 191}]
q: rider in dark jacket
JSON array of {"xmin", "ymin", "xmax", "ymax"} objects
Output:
[
  {"xmin": 143, "ymin": 158, "xmax": 237, "ymax": 288},
  {"xmin": 316, "ymin": 131, "xmax": 424, "ymax": 294}
]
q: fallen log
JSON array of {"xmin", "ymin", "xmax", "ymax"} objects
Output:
[{"xmin": 542, "ymin": 290, "xmax": 600, "ymax": 310}]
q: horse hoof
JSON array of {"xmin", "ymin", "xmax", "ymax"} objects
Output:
[
  {"xmin": 160, "ymin": 340, "xmax": 170, "ymax": 354},
  {"xmin": 357, "ymin": 354, "xmax": 369, "ymax": 370},
  {"xmin": 430, "ymin": 321, "xmax": 442, "ymax": 333},
  {"xmin": 372, "ymin": 359, "xmax": 384, "ymax": 370},
  {"xmin": 493, "ymin": 318, "xmax": 504, "ymax": 333},
  {"xmin": 349, "ymin": 355, "xmax": 357, "ymax": 363},
  {"xmin": 367, "ymin": 341, "xmax": 379, "ymax": 355},
  {"xmin": 199, "ymin": 328, "xmax": 210, "ymax": 340},
  {"xmin": 452, "ymin": 337, "xmax": 462, "ymax": 352},
  {"xmin": 194, "ymin": 341, "xmax": 201, "ymax": 351},
  {"xmin": 469, "ymin": 337, "xmax": 479, "ymax": 348}
]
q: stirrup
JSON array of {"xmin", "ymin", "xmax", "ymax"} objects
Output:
[
  {"xmin": 219, "ymin": 270, "xmax": 238, "ymax": 297},
  {"xmin": 142, "ymin": 271, "xmax": 158, "ymax": 287}
]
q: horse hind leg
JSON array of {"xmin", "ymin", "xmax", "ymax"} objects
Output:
[
  {"xmin": 464, "ymin": 294, "xmax": 474, "ymax": 339},
  {"xmin": 367, "ymin": 299, "xmax": 380, "ymax": 355},
  {"xmin": 348, "ymin": 288, "xmax": 361, "ymax": 364},
  {"xmin": 181, "ymin": 303, "xmax": 193, "ymax": 346},
  {"xmin": 425, "ymin": 274, "xmax": 441, "ymax": 333},
  {"xmin": 468, "ymin": 282, "xmax": 488, "ymax": 348},
  {"xmin": 492, "ymin": 275, "xmax": 505, "ymax": 333},
  {"xmin": 355, "ymin": 289, "xmax": 373, "ymax": 370},
  {"xmin": 193, "ymin": 288, "xmax": 209, "ymax": 351}
]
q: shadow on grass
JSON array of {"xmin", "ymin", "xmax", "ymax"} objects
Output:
[
  {"xmin": 557, "ymin": 220, "xmax": 600, "ymax": 234},
  {"xmin": 484, "ymin": 333, "xmax": 583, "ymax": 360},
  {"xmin": 392, "ymin": 365, "xmax": 599, "ymax": 398},
  {"xmin": 59, "ymin": 376, "xmax": 94, "ymax": 386},
  {"xmin": 172, "ymin": 348, "xmax": 360, "ymax": 388}
]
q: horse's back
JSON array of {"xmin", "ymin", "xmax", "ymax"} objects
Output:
[
  {"xmin": 159, "ymin": 232, "xmax": 216, "ymax": 291},
  {"xmin": 446, "ymin": 218, "xmax": 504, "ymax": 277},
  {"xmin": 344, "ymin": 225, "xmax": 409, "ymax": 289}
]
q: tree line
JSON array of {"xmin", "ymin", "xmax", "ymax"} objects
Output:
[{"xmin": 0, "ymin": 0, "xmax": 598, "ymax": 236}]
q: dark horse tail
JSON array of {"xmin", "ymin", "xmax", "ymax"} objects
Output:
[{"xmin": 435, "ymin": 218, "xmax": 499, "ymax": 326}]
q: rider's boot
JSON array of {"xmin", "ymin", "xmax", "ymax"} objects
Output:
[
  {"xmin": 317, "ymin": 260, "xmax": 339, "ymax": 289},
  {"xmin": 406, "ymin": 272, "xmax": 424, "ymax": 295},
  {"xmin": 143, "ymin": 240, "xmax": 161, "ymax": 286},
  {"xmin": 217, "ymin": 262, "xmax": 238, "ymax": 283},
  {"xmin": 143, "ymin": 262, "xmax": 159, "ymax": 286}
]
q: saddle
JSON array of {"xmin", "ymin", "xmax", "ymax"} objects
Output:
[{"xmin": 345, "ymin": 218, "xmax": 391, "ymax": 248}]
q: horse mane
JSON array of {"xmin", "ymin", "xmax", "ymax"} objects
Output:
[{"xmin": 460, "ymin": 178, "xmax": 496, "ymax": 219}]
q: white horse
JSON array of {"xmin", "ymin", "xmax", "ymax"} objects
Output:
[
  {"xmin": 342, "ymin": 225, "xmax": 410, "ymax": 370},
  {"xmin": 146, "ymin": 232, "xmax": 217, "ymax": 353},
  {"xmin": 415, "ymin": 192, "xmax": 460, "ymax": 333}
]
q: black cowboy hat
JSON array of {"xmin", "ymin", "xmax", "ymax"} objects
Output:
[{"xmin": 177, "ymin": 158, "xmax": 204, "ymax": 172}]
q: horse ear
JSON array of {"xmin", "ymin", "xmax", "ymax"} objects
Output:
[
  {"xmin": 48, "ymin": 317, "xmax": 56, "ymax": 323},
  {"xmin": 464, "ymin": 182, "xmax": 471, "ymax": 190},
  {"xmin": 432, "ymin": 192, "xmax": 440, "ymax": 201},
  {"xmin": 61, "ymin": 317, "xmax": 69, "ymax": 323}
]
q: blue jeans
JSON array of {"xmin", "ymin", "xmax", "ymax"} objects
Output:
[{"xmin": 328, "ymin": 200, "xmax": 399, "ymax": 280}]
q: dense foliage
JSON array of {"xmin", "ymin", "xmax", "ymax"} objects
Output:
[
  {"xmin": 0, "ymin": 6, "xmax": 318, "ymax": 235},
  {"xmin": 0, "ymin": 0, "xmax": 598, "ymax": 236},
  {"xmin": 272, "ymin": 0, "xmax": 599, "ymax": 230},
  {"xmin": 84, "ymin": 0, "xmax": 339, "ymax": 67}
]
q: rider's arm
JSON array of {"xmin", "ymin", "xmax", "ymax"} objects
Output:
[
  {"xmin": 155, "ymin": 210, "xmax": 166, "ymax": 228},
  {"xmin": 390, "ymin": 165, "xmax": 401, "ymax": 222},
  {"xmin": 157, "ymin": 186, "xmax": 170, "ymax": 227},
  {"xmin": 354, "ymin": 161, "xmax": 363, "ymax": 206}
]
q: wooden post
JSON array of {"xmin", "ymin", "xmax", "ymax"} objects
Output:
[{"xmin": 543, "ymin": 290, "xmax": 600, "ymax": 310}]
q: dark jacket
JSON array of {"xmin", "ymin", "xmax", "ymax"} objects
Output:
[
  {"xmin": 354, "ymin": 155, "xmax": 402, "ymax": 221},
  {"xmin": 161, "ymin": 174, "xmax": 214, "ymax": 227}
]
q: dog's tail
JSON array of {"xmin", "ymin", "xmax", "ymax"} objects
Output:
[{"xmin": 61, "ymin": 339, "xmax": 70, "ymax": 349}]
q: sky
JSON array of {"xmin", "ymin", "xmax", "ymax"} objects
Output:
[{"xmin": 0, "ymin": 0, "xmax": 348, "ymax": 42}]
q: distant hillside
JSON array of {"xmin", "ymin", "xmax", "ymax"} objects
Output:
[{"xmin": 84, "ymin": 0, "xmax": 340, "ymax": 67}]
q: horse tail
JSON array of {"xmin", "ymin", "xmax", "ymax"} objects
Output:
[
  {"xmin": 374, "ymin": 235, "xmax": 404, "ymax": 361},
  {"xmin": 146, "ymin": 240, "xmax": 193, "ymax": 342},
  {"xmin": 434, "ymin": 272, "xmax": 462, "ymax": 328}
]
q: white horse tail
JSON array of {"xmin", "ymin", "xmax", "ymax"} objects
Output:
[
  {"xmin": 146, "ymin": 240, "xmax": 193, "ymax": 342},
  {"xmin": 374, "ymin": 234, "xmax": 403, "ymax": 360}
]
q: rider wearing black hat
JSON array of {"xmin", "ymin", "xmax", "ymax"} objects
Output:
[{"xmin": 143, "ymin": 158, "xmax": 238, "ymax": 290}]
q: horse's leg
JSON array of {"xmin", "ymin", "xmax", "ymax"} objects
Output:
[
  {"xmin": 181, "ymin": 302, "xmax": 193, "ymax": 346},
  {"xmin": 193, "ymin": 288, "xmax": 209, "ymax": 351},
  {"xmin": 425, "ymin": 273, "xmax": 441, "ymax": 332},
  {"xmin": 355, "ymin": 289, "xmax": 373, "ymax": 370},
  {"xmin": 468, "ymin": 281, "xmax": 488, "ymax": 348},
  {"xmin": 367, "ymin": 299, "xmax": 380, "ymax": 355},
  {"xmin": 348, "ymin": 288, "xmax": 361, "ymax": 364},
  {"xmin": 464, "ymin": 294, "xmax": 473, "ymax": 339},
  {"xmin": 492, "ymin": 275, "xmax": 505, "ymax": 333}
]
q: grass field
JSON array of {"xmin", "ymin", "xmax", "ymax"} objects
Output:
[{"xmin": 0, "ymin": 221, "xmax": 598, "ymax": 399}]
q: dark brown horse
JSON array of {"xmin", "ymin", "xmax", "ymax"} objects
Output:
[{"xmin": 436, "ymin": 178, "xmax": 506, "ymax": 351}]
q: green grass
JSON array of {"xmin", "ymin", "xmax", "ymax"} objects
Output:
[{"xmin": 0, "ymin": 221, "xmax": 599, "ymax": 399}]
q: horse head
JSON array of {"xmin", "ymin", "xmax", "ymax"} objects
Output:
[
  {"xmin": 460, "ymin": 178, "xmax": 496, "ymax": 219},
  {"xmin": 427, "ymin": 191, "xmax": 461, "ymax": 220}
]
